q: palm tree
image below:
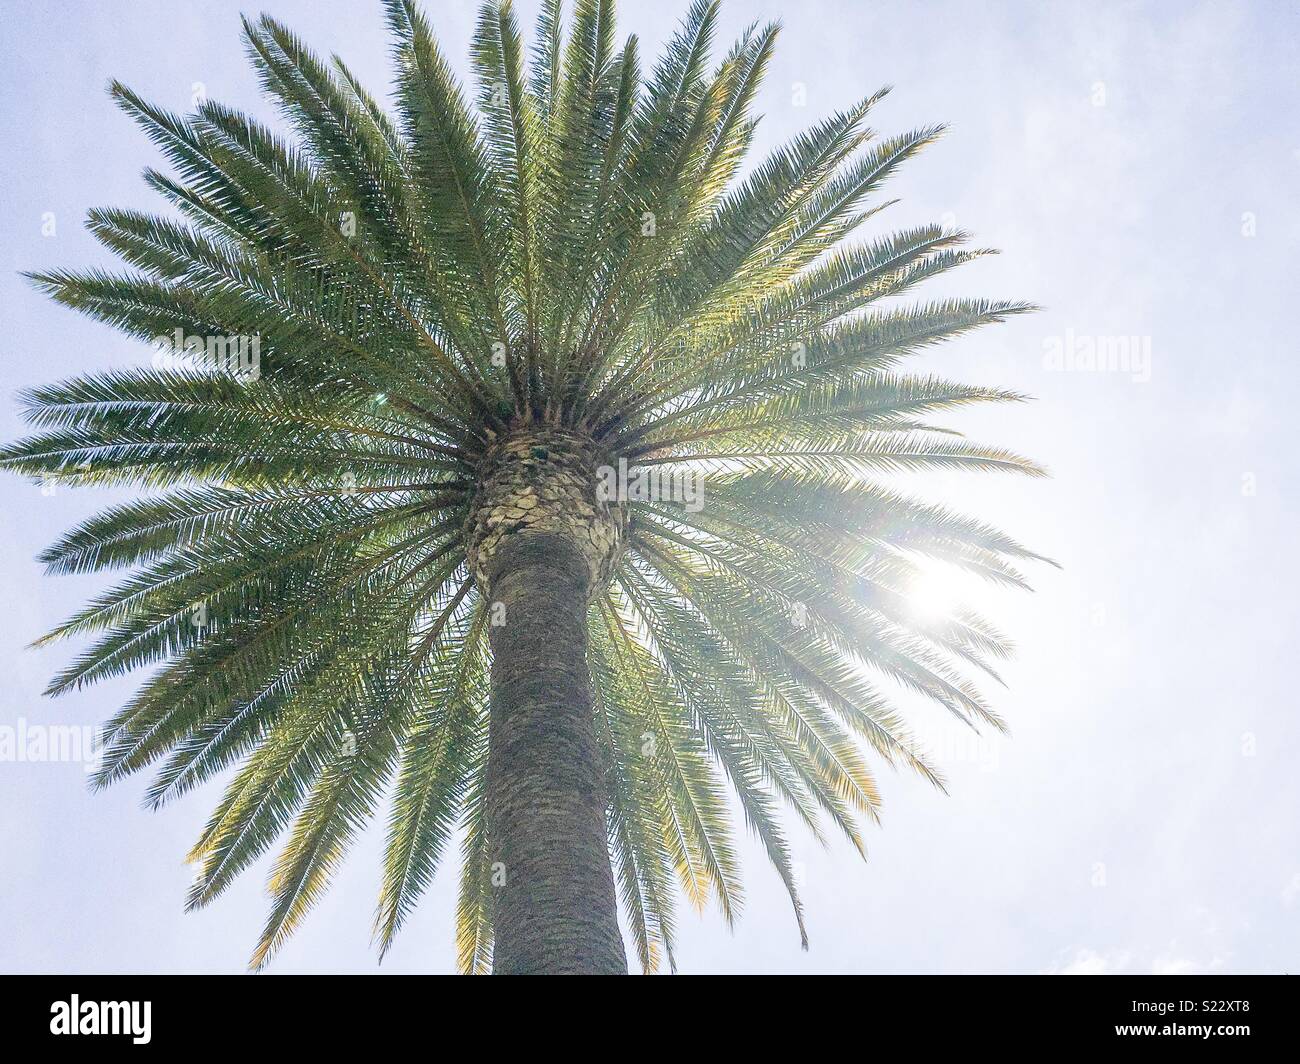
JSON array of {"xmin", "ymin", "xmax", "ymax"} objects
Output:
[{"xmin": 4, "ymin": 0, "xmax": 1049, "ymax": 974}]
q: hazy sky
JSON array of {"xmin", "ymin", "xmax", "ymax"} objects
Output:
[{"xmin": 1, "ymin": 0, "xmax": 1296, "ymax": 974}]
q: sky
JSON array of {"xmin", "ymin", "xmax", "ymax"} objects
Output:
[{"xmin": 1, "ymin": 0, "xmax": 1297, "ymax": 975}]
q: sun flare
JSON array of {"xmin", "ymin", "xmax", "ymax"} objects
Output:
[{"xmin": 905, "ymin": 564, "xmax": 967, "ymax": 623}]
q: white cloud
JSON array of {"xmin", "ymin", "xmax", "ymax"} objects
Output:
[
  {"xmin": 1047, "ymin": 943, "xmax": 1224, "ymax": 975},
  {"xmin": 1281, "ymin": 874, "xmax": 1300, "ymax": 907},
  {"xmin": 1150, "ymin": 952, "xmax": 1225, "ymax": 975},
  {"xmin": 1043, "ymin": 948, "xmax": 1131, "ymax": 975}
]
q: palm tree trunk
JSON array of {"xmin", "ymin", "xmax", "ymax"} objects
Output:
[{"xmin": 484, "ymin": 532, "xmax": 627, "ymax": 974}]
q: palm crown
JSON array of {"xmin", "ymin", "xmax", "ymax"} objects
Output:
[{"xmin": 4, "ymin": 0, "xmax": 1048, "ymax": 973}]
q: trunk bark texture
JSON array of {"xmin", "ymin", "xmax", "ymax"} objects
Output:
[{"xmin": 483, "ymin": 531, "xmax": 627, "ymax": 975}]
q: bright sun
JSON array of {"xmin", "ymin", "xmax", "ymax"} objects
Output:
[{"xmin": 905, "ymin": 564, "xmax": 965, "ymax": 623}]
